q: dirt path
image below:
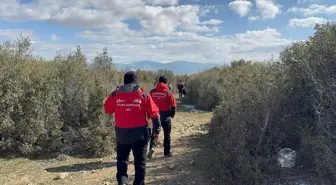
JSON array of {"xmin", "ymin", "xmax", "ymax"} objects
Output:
[
  {"xmin": 142, "ymin": 103, "xmax": 213, "ymax": 185},
  {"xmin": 0, "ymin": 101, "xmax": 213, "ymax": 185}
]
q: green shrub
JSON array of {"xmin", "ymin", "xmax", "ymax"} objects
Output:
[
  {"xmin": 208, "ymin": 62, "xmax": 286, "ymax": 185},
  {"xmin": 0, "ymin": 39, "xmax": 120, "ymax": 157},
  {"xmin": 280, "ymin": 23, "xmax": 336, "ymax": 178},
  {"xmin": 186, "ymin": 23, "xmax": 336, "ymax": 184}
]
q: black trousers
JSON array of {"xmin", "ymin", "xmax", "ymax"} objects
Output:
[
  {"xmin": 149, "ymin": 119, "xmax": 172, "ymax": 156},
  {"xmin": 116, "ymin": 134, "xmax": 149, "ymax": 185},
  {"xmin": 178, "ymin": 90, "xmax": 183, "ymax": 99}
]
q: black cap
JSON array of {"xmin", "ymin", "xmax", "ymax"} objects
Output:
[
  {"xmin": 159, "ymin": 76, "xmax": 168, "ymax": 84},
  {"xmin": 124, "ymin": 71, "xmax": 137, "ymax": 84}
]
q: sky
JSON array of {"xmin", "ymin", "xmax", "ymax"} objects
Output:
[{"xmin": 0, "ymin": 0, "xmax": 335, "ymax": 64}]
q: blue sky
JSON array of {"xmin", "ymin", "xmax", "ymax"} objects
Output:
[{"xmin": 0, "ymin": 0, "xmax": 335, "ymax": 64}]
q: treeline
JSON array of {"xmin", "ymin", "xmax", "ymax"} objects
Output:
[
  {"xmin": 135, "ymin": 69, "xmax": 188, "ymax": 92},
  {"xmin": 0, "ymin": 37, "xmax": 177, "ymax": 157},
  {"xmin": 184, "ymin": 23, "xmax": 336, "ymax": 184}
]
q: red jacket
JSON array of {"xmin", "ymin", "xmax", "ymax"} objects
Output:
[
  {"xmin": 104, "ymin": 87, "xmax": 159, "ymax": 128},
  {"xmin": 150, "ymin": 83, "xmax": 177, "ymax": 112}
]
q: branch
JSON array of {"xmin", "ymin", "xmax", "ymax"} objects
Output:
[
  {"xmin": 256, "ymin": 109, "xmax": 270, "ymax": 153},
  {"xmin": 323, "ymin": 127, "xmax": 336, "ymax": 141}
]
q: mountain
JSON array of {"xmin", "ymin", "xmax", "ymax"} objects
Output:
[{"xmin": 114, "ymin": 61, "xmax": 219, "ymax": 74}]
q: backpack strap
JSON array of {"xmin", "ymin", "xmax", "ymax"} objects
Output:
[
  {"xmin": 142, "ymin": 92, "xmax": 149, "ymax": 97},
  {"xmin": 111, "ymin": 91, "xmax": 117, "ymax": 97},
  {"xmin": 165, "ymin": 90, "xmax": 172, "ymax": 96},
  {"xmin": 142, "ymin": 92, "xmax": 150, "ymax": 120},
  {"xmin": 133, "ymin": 85, "xmax": 141, "ymax": 92}
]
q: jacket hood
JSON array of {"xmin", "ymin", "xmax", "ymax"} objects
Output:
[
  {"xmin": 118, "ymin": 84, "xmax": 141, "ymax": 92},
  {"xmin": 155, "ymin": 82, "xmax": 169, "ymax": 91}
]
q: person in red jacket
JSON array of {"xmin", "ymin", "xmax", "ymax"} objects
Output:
[
  {"xmin": 104, "ymin": 71, "xmax": 161, "ymax": 185},
  {"xmin": 147, "ymin": 76, "xmax": 177, "ymax": 159}
]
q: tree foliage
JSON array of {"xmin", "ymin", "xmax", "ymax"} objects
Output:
[
  {"xmin": 0, "ymin": 39, "xmax": 118, "ymax": 157},
  {"xmin": 184, "ymin": 23, "xmax": 336, "ymax": 184},
  {"xmin": 0, "ymin": 38, "xmax": 175, "ymax": 157}
]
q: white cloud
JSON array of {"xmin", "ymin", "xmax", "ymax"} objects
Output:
[
  {"xmin": 327, "ymin": 6, "xmax": 336, "ymax": 14},
  {"xmin": 145, "ymin": 0, "xmax": 179, "ymax": 6},
  {"xmin": 297, "ymin": 0, "xmax": 320, "ymax": 4},
  {"xmin": 288, "ymin": 4, "xmax": 336, "ymax": 16},
  {"xmin": 139, "ymin": 5, "xmax": 219, "ymax": 34},
  {"xmin": 228, "ymin": 0, "xmax": 253, "ymax": 17},
  {"xmin": 248, "ymin": 16, "xmax": 260, "ymax": 22},
  {"xmin": 289, "ymin": 17, "xmax": 328, "ymax": 27},
  {"xmin": 50, "ymin": 34, "xmax": 60, "ymax": 41},
  {"xmin": 288, "ymin": 4, "xmax": 324, "ymax": 16},
  {"xmin": 320, "ymin": 5, "xmax": 336, "ymax": 14},
  {"xmin": 0, "ymin": 1, "xmax": 294, "ymax": 64},
  {"xmin": 256, "ymin": 0, "xmax": 281, "ymax": 20},
  {"xmin": 0, "ymin": 29, "xmax": 34, "ymax": 40},
  {"xmin": 199, "ymin": 5, "xmax": 220, "ymax": 17},
  {"xmin": 0, "ymin": 0, "xmax": 216, "ymax": 35},
  {"xmin": 202, "ymin": 19, "xmax": 223, "ymax": 25},
  {"xmin": 71, "ymin": 28, "xmax": 292, "ymax": 63},
  {"xmin": 234, "ymin": 28, "xmax": 290, "ymax": 49}
]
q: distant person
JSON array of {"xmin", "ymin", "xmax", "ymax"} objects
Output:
[
  {"xmin": 148, "ymin": 76, "xmax": 177, "ymax": 159},
  {"xmin": 177, "ymin": 80, "xmax": 184, "ymax": 99},
  {"xmin": 104, "ymin": 71, "xmax": 161, "ymax": 185}
]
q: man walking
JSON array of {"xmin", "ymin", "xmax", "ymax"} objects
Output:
[
  {"xmin": 104, "ymin": 71, "xmax": 161, "ymax": 185},
  {"xmin": 176, "ymin": 80, "xmax": 184, "ymax": 99},
  {"xmin": 148, "ymin": 76, "xmax": 177, "ymax": 159}
]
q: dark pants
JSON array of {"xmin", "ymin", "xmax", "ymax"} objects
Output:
[
  {"xmin": 178, "ymin": 90, "xmax": 183, "ymax": 99},
  {"xmin": 150, "ymin": 119, "xmax": 172, "ymax": 156},
  {"xmin": 116, "ymin": 134, "xmax": 149, "ymax": 185}
]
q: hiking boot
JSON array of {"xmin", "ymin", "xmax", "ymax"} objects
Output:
[
  {"xmin": 147, "ymin": 149, "xmax": 155, "ymax": 159},
  {"xmin": 164, "ymin": 152, "xmax": 173, "ymax": 158},
  {"xmin": 118, "ymin": 176, "xmax": 128, "ymax": 185}
]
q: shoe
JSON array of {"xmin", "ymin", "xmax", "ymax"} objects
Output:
[
  {"xmin": 164, "ymin": 152, "xmax": 173, "ymax": 158},
  {"xmin": 118, "ymin": 176, "xmax": 128, "ymax": 185},
  {"xmin": 147, "ymin": 149, "xmax": 154, "ymax": 159}
]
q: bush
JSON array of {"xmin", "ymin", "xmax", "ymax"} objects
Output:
[
  {"xmin": 0, "ymin": 38, "xmax": 63, "ymax": 156},
  {"xmin": 185, "ymin": 23, "xmax": 336, "ymax": 184},
  {"xmin": 0, "ymin": 38, "xmax": 161, "ymax": 157},
  {"xmin": 136, "ymin": 69, "xmax": 156, "ymax": 91},
  {"xmin": 182, "ymin": 67, "xmax": 223, "ymax": 110},
  {"xmin": 0, "ymin": 39, "xmax": 118, "ymax": 157},
  {"xmin": 280, "ymin": 23, "xmax": 336, "ymax": 178},
  {"xmin": 136, "ymin": 69, "xmax": 179, "ymax": 92},
  {"xmin": 208, "ymin": 62, "xmax": 287, "ymax": 184}
]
